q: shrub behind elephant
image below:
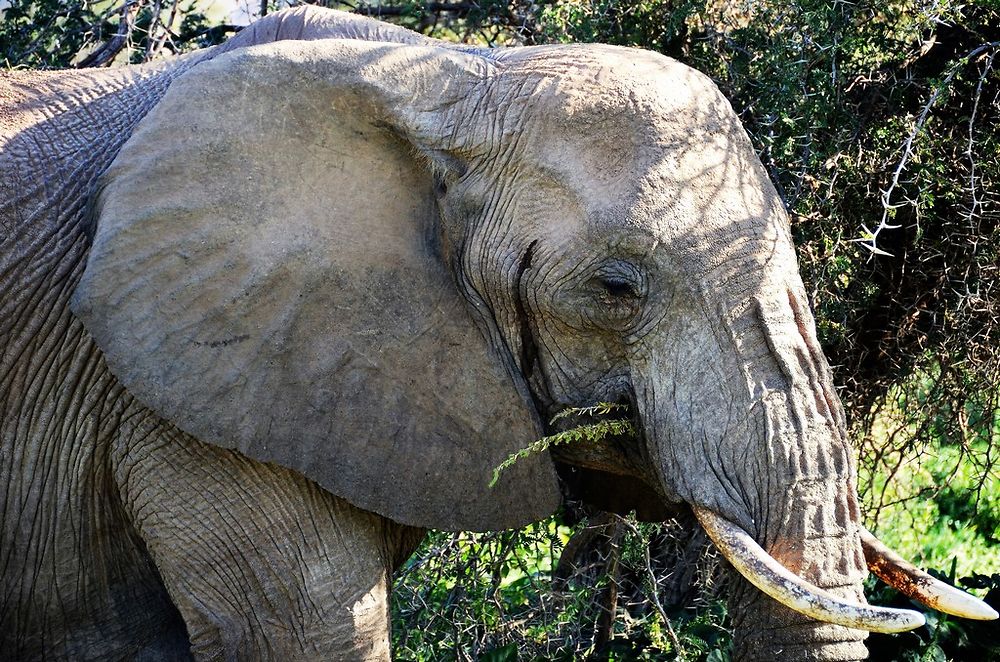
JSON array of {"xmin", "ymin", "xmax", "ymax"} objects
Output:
[{"xmin": 1, "ymin": 7, "xmax": 994, "ymax": 660}]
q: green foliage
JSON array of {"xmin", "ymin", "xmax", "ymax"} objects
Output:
[
  {"xmin": 0, "ymin": 0, "xmax": 105, "ymax": 68},
  {"xmin": 858, "ymin": 397, "xmax": 1000, "ymax": 658},
  {"xmin": 393, "ymin": 515, "xmax": 730, "ymax": 660},
  {"xmin": 490, "ymin": 403, "xmax": 633, "ymax": 488},
  {"xmin": 391, "ymin": 522, "xmax": 589, "ymax": 659},
  {"xmin": 859, "ymin": 365, "xmax": 1000, "ymax": 577},
  {"xmin": 861, "ymin": 436, "xmax": 1000, "ymax": 576},
  {"xmin": 0, "ymin": 0, "xmax": 233, "ymax": 69},
  {"xmin": 534, "ymin": 0, "xmax": 700, "ymax": 53}
]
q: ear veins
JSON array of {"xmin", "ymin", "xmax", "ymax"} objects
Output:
[{"xmin": 514, "ymin": 240, "xmax": 540, "ymax": 381}]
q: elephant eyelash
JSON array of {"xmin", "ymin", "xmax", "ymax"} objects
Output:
[
  {"xmin": 592, "ymin": 259, "xmax": 645, "ymax": 305},
  {"xmin": 599, "ymin": 277, "xmax": 640, "ymax": 299},
  {"xmin": 592, "ymin": 276, "xmax": 645, "ymax": 327}
]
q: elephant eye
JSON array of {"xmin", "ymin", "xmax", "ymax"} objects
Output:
[
  {"xmin": 586, "ymin": 261, "xmax": 645, "ymax": 323},
  {"xmin": 599, "ymin": 276, "xmax": 639, "ymax": 299}
]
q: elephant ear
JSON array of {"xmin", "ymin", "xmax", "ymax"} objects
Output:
[{"xmin": 72, "ymin": 40, "xmax": 560, "ymax": 531}]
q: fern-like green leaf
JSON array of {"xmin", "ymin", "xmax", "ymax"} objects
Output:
[{"xmin": 489, "ymin": 403, "xmax": 634, "ymax": 488}]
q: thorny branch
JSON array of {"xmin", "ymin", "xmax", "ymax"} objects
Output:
[
  {"xmin": 393, "ymin": 515, "xmax": 724, "ymax": 657},
  {"xmin": 853, "ymin": 41, "xmax": 1000, "ymax": 257},
  {"xmin": 74, "ymin": 0, "xmax": 137, "ymax": 67}
]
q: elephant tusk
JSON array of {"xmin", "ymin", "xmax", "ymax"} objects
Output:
[
  {"xmin": 861, "ymin": 528, "xmax": 999, "ymax": 621},
  {"xmin": 693, "ymin": 506, "xmax": 926, "ymax": 633}
]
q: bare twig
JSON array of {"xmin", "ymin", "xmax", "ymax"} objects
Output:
[
  {"xmin": 75, "ymin": 0, "xmax": 139, "ymax": 67},
  {"xmin": 853, "ymin": 41, "xmax": 1000, "ymax": 257},
  {"xmin": 617, "ymin": 517, "xmax": 684, "ymax": 655}
]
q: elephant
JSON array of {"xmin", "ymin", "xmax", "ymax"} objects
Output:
[{"xmin": 1, "ymin": 6, "xmax": 995, "ymax": 660}]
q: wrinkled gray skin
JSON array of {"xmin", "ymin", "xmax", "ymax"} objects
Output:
[{"xmin": 2, "ymin": 7, "xmax": 869, "ymax": 660}]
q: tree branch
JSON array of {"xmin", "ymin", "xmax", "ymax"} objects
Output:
[
  {"xmin": 75, "ymin": 0, "xmax": 138, "ymax": 68},
  {"xmin": 352, "ymin": 2, "xmax": 478, "ymax": 17}
]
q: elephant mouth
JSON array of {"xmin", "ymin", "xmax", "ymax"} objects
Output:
[{"xmin": 694, "ymin": 506, "xmax": 998, "ymax": 632}]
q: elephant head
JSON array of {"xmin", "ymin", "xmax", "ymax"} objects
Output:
[{"xmin": 70, "ymin": 35, "xmax": 995, "ymax": 660}]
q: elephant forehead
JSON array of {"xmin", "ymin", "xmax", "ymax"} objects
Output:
[
  {"xmin": 511, "ymin": 110, "xmax": 785, "ymax": 265},
  {"xmin": 496, "ymin": 44, "xmax": 735, "ymax": 137},
  {"xmin": 631, "ymin": 154, "xmax": 796, "ymax": 296},
  {"xmin": 489, "ymin": 45, "xmax": 764, "ymax": 219},
  {"xmin": 473, "ymin": 45, "xmax": 735, "ymax": 170}
]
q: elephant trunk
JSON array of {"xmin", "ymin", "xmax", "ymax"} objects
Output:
[
  {"xmin": 718, "ymin": 290, "xmax": 899, "ymax": 659},
  {"xmin": 677, "ymin": 287, "xmax": 994, "ymax": 657},
  {"xmin": 714, "ymin": 485, "xmax": 876, "ymax": 662},
  {"xmin": 635, "ymin": 334, "xmax": 883, "ymax": 657}
]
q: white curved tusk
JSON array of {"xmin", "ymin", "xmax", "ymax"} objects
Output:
[
  {"xmin": 861, "ymin": 528, "xmax": 998, "ymax": 621},
  {"xmin": 693, "ymin": 506, "xmax": 926, "ymax": 633}
]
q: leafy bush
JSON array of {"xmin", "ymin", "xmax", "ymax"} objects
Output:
[{"xmin": 392, "ymin": 515, "xmax": 731, "ymax": 661}]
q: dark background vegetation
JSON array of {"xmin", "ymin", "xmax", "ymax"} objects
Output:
[{"xmin": 4, "ymin": 1, "xmax": 998, "ymax": 659}]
